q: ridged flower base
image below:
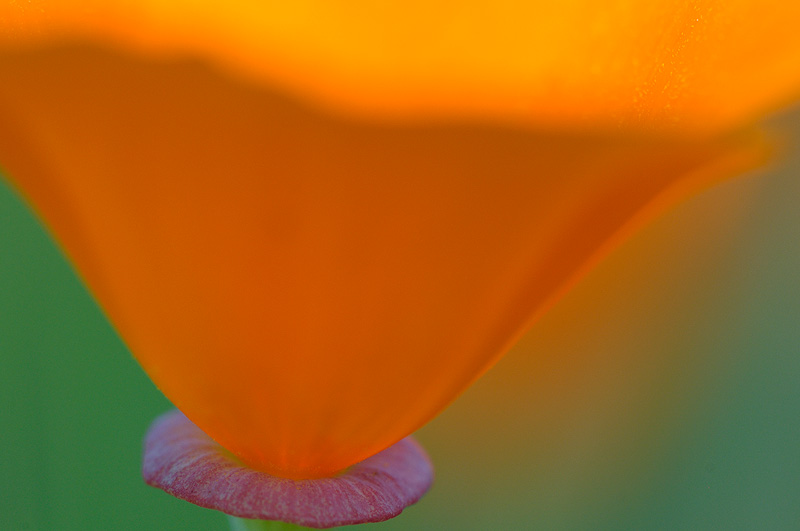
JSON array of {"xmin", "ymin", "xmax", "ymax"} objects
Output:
[{"xmin": 142, "ymin": 410, "xmax": 434, "ymax": 529}]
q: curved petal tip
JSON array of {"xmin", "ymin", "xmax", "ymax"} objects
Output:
[{"xmin": 142, "ymin": 410, "xmax": 434, "ymax": 528}]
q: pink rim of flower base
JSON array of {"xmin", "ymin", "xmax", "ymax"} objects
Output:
[{"xmin": 142, "ymin": 410, "xmax": 434, "ymax": 529}]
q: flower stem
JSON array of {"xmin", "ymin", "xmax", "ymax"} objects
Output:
[{"xmin": 227, "ymin": 516, "xmax": 320, "ymax": 531}]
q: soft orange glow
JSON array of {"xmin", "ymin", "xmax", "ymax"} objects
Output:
[
  {"xmin": 0, "ymin": 3, "xmax": 797, "ymax": 479},
  {"xmin": 2, "ymin": 1, "xmax": 800, "ymax": 133}
]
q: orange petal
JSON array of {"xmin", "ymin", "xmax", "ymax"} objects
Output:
[
  {"xmin": 2, "ymin": 1, "xmax": 800, "ymax": 133},
  {"xmin": 0, "ymin": 43, "xmax": 769, "ymax": 478}
]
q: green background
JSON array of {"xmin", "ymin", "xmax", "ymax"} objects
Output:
[{"xmin": 2, "ymin": 112, "xmax": 799, "ymax": 530}]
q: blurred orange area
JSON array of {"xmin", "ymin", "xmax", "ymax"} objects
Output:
[
  {"xmin": 0, "ymin": 41, "xmax": 769, "ymax": 478},
  {"xmin": 3, "ymin": 1, "xmax": 800, "ymax": 133}
]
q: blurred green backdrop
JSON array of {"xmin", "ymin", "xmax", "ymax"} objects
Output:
[{"xmin": 2, "ymin": 112, "xmax": 799, "ymax": 530}]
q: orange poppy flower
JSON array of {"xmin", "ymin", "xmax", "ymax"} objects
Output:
[{"xmin": 1, "ymin": 0, "xmax": 799, "ymax": 486}]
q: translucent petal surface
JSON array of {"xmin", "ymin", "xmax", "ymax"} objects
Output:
[
  {"xmin": 2, "ymin": 1, "xmax": 800, "ymax": 132},
  {"xmin": 0, "ymin": 42, "xmax": 770, "ymax": 477}
]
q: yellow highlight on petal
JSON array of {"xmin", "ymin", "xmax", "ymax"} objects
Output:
[{"xmin": 2, "ymin": 1, "xmax": 800, "ymax": 132}]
